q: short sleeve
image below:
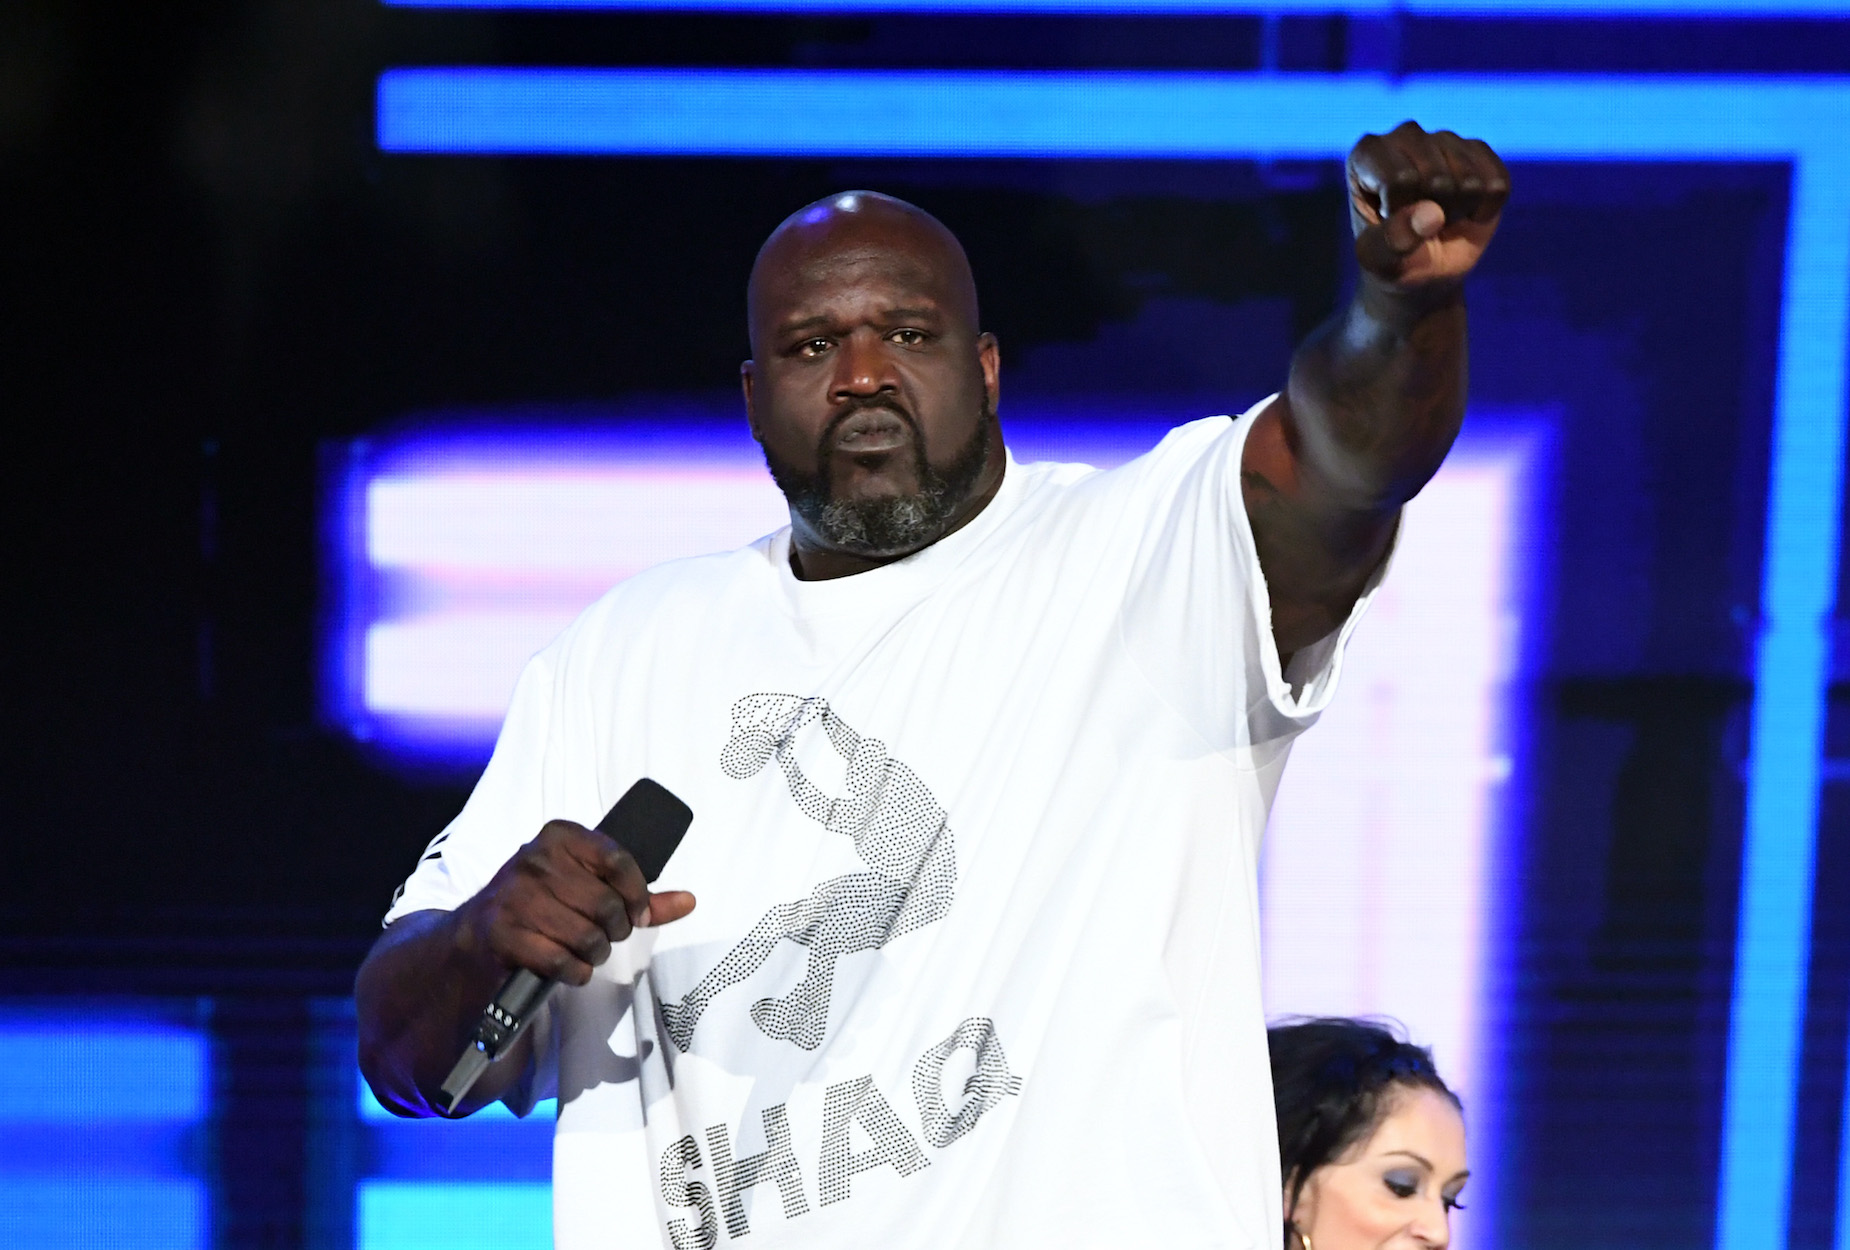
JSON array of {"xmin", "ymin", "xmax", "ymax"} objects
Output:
[
  {"xmin": 1114, "ymin": 399, "xmax": 1392, "ymax": 757},
  {"xmin": 383, "ymin": 645, "xmax": 560, "ymax": 926}
]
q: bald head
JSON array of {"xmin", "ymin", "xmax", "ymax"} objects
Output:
[{"xmin": 748, "ymin": 192, "xmax": 979, "ymax": 356}]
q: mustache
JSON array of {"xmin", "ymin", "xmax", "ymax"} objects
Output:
[{"xmin": 820, "ymin": 396, "xmax": 918, "ymax": 446}]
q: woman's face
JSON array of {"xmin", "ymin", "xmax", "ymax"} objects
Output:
[{"xmin": 1287, "ymin": 1086, "xmax": 1469, "ymax": 1250}]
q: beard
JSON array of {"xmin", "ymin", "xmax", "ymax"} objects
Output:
[{"xmin": 762, "ymin": 401, "xmax": 996, "ymax": 558}]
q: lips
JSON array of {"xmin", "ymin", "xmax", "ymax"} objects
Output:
[{"xmin": 829, "ymin": 407, "xmax": 914, "ymax": 455}]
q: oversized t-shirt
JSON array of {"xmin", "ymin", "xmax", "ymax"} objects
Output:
[{"xmin": 386, "ymin": 402, "xmax": 1386, "ymax": 1250}]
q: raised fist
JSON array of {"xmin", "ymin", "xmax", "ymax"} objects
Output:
[{"xmin": 1348, "ymin": 121, "xmax": 1509, "ymax": 290}]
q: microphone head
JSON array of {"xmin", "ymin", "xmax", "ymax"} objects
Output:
[{"xmin": 598, "ymin": 778, "xmax": 694, "ymax": 883}]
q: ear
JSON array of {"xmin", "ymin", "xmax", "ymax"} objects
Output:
[
  {"xmin": 1284, "ymin": 1170, "xmax": 1317, "ymax": 1243},
  {"xmin": 976, "ymin": 332, "xmax": 1001, "ymax": 415},
  {"xmin": 741, "ymin": 360, "xmax": 762, "ymax": 443}
]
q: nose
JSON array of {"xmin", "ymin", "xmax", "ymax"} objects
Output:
[
  {"xmin": 1409, "ymin": 1198, "xmax": 1451, "ymax": 1248},
  {"xmin": 829, "ymin": 329, "xmax": 899, "ymax": 403}
]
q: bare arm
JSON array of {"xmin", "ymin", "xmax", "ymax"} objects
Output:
[
  {"xmin": 355, "ymin": 821, "xmax": 695, "ymax": 1118},
  {"xmin": 1243, "ymin": 121, "xmax": 1510, "ymax": 655},
  {"xmin": 356, "ymin": 908, "xmax": 540, "ymax": 1118}
]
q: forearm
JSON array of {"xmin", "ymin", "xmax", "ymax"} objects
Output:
[
  {"xmin": 355, "ymin": 909, "xmax": 532, "ymax": 1118},
  {"xmin": 1283, "ymin": 275, "xmax": 1468, "ymax": 514}
]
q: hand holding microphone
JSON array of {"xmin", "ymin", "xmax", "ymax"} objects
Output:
[{"xmin": 439, "ymin": 779, "xmax": 696, "ymax": 1114}]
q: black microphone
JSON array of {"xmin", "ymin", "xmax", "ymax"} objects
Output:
[{"xmin": 436, "ymin": 777, "xmax": 694, "ymax": 1116}]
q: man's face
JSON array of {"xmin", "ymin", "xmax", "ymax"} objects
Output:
[{"xmin": 743, "ymin": 209, "xmax": 1001, "ymax": 561}]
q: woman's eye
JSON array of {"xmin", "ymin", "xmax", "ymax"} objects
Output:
[
  {"xmin": 1442, "ymin": 1195, "xmax": 1468, "ymax": 1213},
  {"xmin": 1383, "ymin": 1173, "xmax": 1419, "ymax": 1199}
]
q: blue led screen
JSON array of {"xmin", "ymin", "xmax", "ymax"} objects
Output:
[
  {"xmin": 9, "ymin": 5, "xmax": 1850, "ymax": 1250},
  {"xmin": 0, "ymin": 1008, "xmax": 211, "ymax": 1250}
]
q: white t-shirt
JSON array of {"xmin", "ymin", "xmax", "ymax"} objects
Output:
[{"xmin": 388, "ymin": 402, "xmax": 1385, "ymax": 1250}]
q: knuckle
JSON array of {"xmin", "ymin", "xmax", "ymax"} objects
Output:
[{"xmin": 595, "ymin": 896, "xmax": 629, "ymax": 937}]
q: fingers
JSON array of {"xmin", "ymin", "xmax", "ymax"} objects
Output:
[
  {"xmin": 548, "ymin": 820, "xmax": 654, "ymax": 928},
  {"xmin": 1460, "ymin": 136, "xmax": 1510, "ymax": 224},
  {"xmin": 1349, "ymin": 131, "xmax": 1425, "ymax": 225},
  {"xmin": 507, "ymin": 891, "xmax": 613, "ymax": 986},
  {"xmin": 476, "ymin": 819, "xmax": 697, "ymax": 983},
  {"xmin": 1355, "ymin": 201, "xmax": 1444, "ymax": 275},
  {"xmin": 531, "ymin": 820, "xmax": 641, "ymax": 938},
  {"xmin": 1349, "ymin": 121, "xmax": 1509, "ymax": 228}
]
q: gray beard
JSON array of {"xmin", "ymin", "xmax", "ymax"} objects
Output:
[{"xmin": 764, "ymin": 404, "xmax": 994, "ymax": 558}]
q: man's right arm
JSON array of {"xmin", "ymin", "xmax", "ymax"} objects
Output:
[{"xmin": 355, "ymin": 820, "xmax": 696, "ymax": 1119}]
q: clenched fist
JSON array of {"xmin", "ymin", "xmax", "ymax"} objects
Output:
[{"xmin": 1348, "ymin": 121, "xmax": 1509, "ymax": 290}]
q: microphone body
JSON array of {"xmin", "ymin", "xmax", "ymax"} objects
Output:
[{"xmin": 437, "ymin": 778, "xmax": 694, "ymax": 1116}]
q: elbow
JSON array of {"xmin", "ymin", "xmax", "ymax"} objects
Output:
[
  {"xmin": 354, "ymin": 944, "xmax": 444, "ymax": 1120},
  {"xmin": 355, "ymin": 1022, "xmax": 443, "ymax": 1120}
]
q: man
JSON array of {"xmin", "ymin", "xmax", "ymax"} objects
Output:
[{"xmin": 357, "ymin": 121, "xmax": 1508, "ymax": 1249}]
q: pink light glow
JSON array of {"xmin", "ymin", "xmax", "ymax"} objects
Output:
[{"xmin": 1262, "ymin": 437, "xmax": 1536, "ymax": 1250}]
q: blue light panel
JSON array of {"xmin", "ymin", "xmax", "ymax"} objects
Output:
[
  {"xmin": 374, "ymin": 70, "xmax": 1850, "ymax": 159},
  {"xmin": 0, "ymin": 1022, "xmax": 207, "ymax": 1123},
  {"xmin": 372, "ymin": 70, "xmax": 1850, "ymax": 1250},
  {"xmin": 352, "ymin": 1064, "xmax": 556, "ymax": 1244},
  {"xmin": 358, "ymin": 1181, "xmax": 552, "ymax": 1250},
  {"xmin": 0, "ymin": 1179, "xmax": 205, "ymax": 1250},
  {"xmin": 0, "ymin": 1011, "xmax": 210, "ymax": 1250}
]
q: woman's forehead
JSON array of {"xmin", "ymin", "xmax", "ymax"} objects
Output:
[{"xmin": 1353, "ymin": 1087, "xmax": 1467, "ymax": 1162}]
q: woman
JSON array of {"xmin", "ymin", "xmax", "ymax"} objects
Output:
[{"xmin": 1269, "ymin": 1018, "xmax": 1470, "ymax": 1250}]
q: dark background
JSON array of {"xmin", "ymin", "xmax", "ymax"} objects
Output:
[{"xmin": 5, "ymin": 3, "xmax": 1850, "ymax": 1247}]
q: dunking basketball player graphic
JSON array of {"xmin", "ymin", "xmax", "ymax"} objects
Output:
[{"xmin": 661, "ymin": 694, "xmax": 956, "ymax": 1052}]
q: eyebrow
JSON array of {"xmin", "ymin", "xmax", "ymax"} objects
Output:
[{"xmin": 775, "ymin": 306, "xmax": 944, "ymax": 336}]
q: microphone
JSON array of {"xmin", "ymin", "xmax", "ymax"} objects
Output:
[{"xmin": 436, "ymin": 777, "xmax": 694, "ymax": 1117}]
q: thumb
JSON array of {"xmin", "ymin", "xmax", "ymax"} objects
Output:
[
  {"xmin": 1355, "ymin": 199, "xmax": 1445, "ymax": 277},
  {"xmin": 640, "ymin": 890, "xmax": 697, "ymax": 928}
]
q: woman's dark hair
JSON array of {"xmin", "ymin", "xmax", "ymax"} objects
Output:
[{"xmin": 1269, "ymin": 1017, "xmax": 1461, "ymax": 1237}]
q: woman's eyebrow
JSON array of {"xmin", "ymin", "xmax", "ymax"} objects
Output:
[{"xmin": 1380, "ymin": 1151, "xmax": 1472, "ymax": 1185}]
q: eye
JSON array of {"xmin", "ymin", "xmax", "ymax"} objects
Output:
[
  {"xmin": 1442, "ymin": 1195, "xmax": 1468, "ymax": 1213},
  {"xmin": 794, "ymin": 338, "xmax": 833, "ymax": 357},
  {"xmin": 1383, "ymin": 1171, "xmax": 1419, "ymax": 1199},
  {"xmin": 888, "ymin": 328, "xmax": 927, "ymax": 346}
]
